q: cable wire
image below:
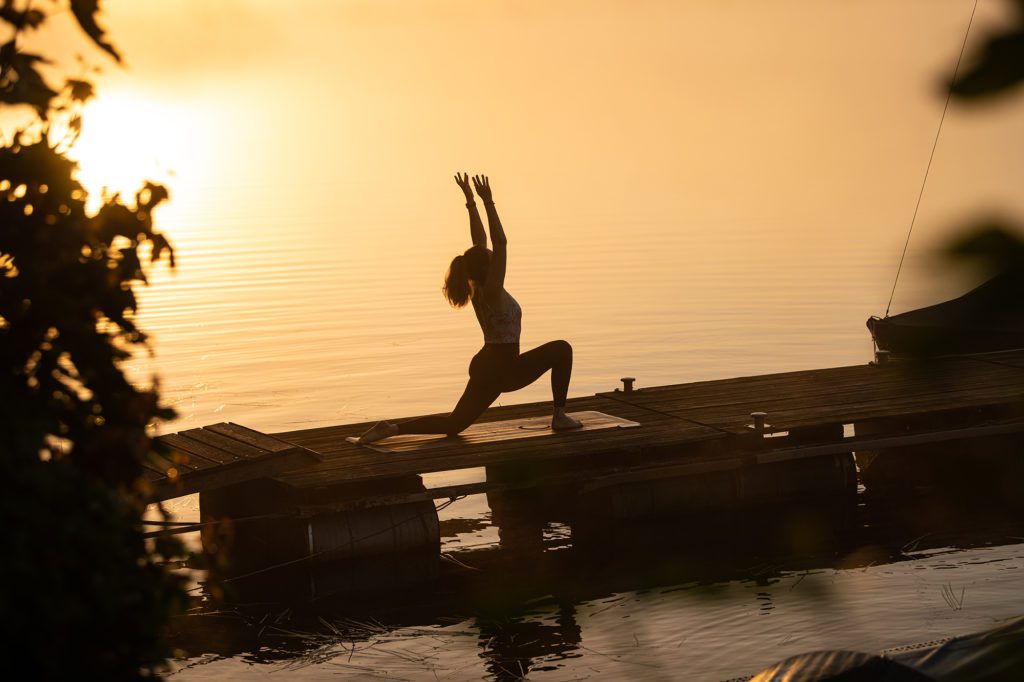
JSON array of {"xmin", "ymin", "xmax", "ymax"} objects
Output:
[{"xmin": 885, "ymin": 0, "xmax": 980, "ymax": 317}]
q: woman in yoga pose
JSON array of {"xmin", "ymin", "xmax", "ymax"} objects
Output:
[{"xmin": 357, "ymin": 173, "xmax": 582, "ymax": 444}]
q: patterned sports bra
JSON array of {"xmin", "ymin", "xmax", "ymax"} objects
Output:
[{"xmin": 472, "ymin": 290, "xmax": 522, "ymax": 344}]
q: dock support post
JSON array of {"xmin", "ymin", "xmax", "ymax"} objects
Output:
[{"xmin": 485, "ymin": 462, "xmax": 575, "ymax": 554}]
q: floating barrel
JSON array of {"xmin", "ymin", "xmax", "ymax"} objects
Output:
[
  {"xmin": 305, "ymin": 502, "xmax": 440, "ymax": 563},
  {"xmin": 302, "ymin": 503, "xmax": 441, "ymax": 599},
  {"xmin": 199, "ymin": 479, "xmax": 440, "ymax": 599}
]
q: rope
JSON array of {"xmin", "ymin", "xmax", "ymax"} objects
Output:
[
  {"xmin": 885, "ymin": 0, "xmax": 980, "ymax": 317},
  {"xmin": 141, "ymin": 513, "xmax": 290, "ymax": 539},
  {"xmin": 602, "ymin": 390, "xmax": 734, "ymax": 435}
]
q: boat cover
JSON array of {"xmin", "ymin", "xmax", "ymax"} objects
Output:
[{"xmin": 867, "ymin": 267, "xmax": 1024, "ymax": 356}]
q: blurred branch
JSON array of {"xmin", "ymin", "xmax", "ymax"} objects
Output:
[{"xmin": 949, "ymin": 0, "xmax": 1024, "ymax": 100}]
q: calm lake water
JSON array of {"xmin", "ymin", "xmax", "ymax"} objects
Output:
[{"xmin": 135, "ymin": 213, "xmax": 1023, "ymax": 680}]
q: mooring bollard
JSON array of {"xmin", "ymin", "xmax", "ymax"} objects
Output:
[
  {"xmin": 750, "ymin": 411, "xmax": 768, "ymax": 434},
  {"xmin": 620, "ymin": 377, "xmax": 636, "ymax": 394},
  {"xmin": 874, "ymin": 350, "xmax": 890, "ymax": 366}
]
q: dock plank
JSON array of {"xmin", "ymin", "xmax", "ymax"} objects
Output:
[
  {"xmin": 144, "ymin": 450, "xmax": 198, "ymax": 479},
  {"xmin": 204, "ymin": 422, "xmax": 296, "ymax": 453},
  {"xmin": 160, "ymin": 433, "xmax": 242, "ymax": 466},
  {"xmin": 600, "ymin": 356, "xmax": 1024, "ymax": 433},
  {"xmin": 148, "ymin": 424, "xmax": 322, "ymax": 501},
  {"xmin": 178, "ymin": 427, "xmax": 270, "ymax": 459}
]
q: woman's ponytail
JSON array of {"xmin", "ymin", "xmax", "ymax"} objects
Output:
[{"xmin": 443, "ymin": 254, "xmax": 472, "ymax": 307}]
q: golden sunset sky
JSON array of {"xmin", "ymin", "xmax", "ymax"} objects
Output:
[
  {"xmin": 5, "ymin": 0, "xmax": 1022, "ymax": 427},
  {"xmin": 7, "ymin": 0, "xmax": 1017, "ymax": 250}
]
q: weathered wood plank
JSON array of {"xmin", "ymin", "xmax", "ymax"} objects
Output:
[
  {"xmin": 598, "ymin": 357, "xmax": 1024, "ymax": 433},
  {"xmin": 140, "ymin": 462, "xmax": 169, "ymax": 481},
  {"xmin": 159, "ymin": 433, "xmax": 243, "ymax": 465},
  {"xmin": 146, "ymin": 450, "xmax": 197, "ymax": 476},
  {"xmin": 602, "ymin": 364, "xmax": 1020, "ymax": 407},
  {"xmin": 638, "ymin": 392, "xmax": 1024, "ymax": 434},
  {"xmin": 147, "ymin": 446, "xmax": 320, "ymax": 502},
  {"xmin": 204, "ymin": 422, "xmax": 295, "ymax": 453},
  {"xmin": 618, "ymin": 369, "xmax": 1024, "ymax": 412},
  {"xmin": 600, "ymin": 357, "xmax": 1023, "ymax": 410},
  {"xmin": 149, "ymin": 425, "xmax": 323, "ymax": 501},
  {"xmin": 178, "ymin": 428, "xmax": 269, "ymax": 459}
]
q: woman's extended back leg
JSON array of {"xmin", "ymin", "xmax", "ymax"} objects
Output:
[{"xmin": 395, "ymin": 376, "xmax": 501, "ymax": 437}]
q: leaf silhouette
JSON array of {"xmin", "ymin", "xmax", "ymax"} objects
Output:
[
  {"xmin": 70, "ymin": 0, "xmax": 121, "ymax": 63},
  {"xmin": 0, "ymin": 6, "xmax": 46, "ymax": 30},
  {"xmin": 950, "ymin": 31, "xmax": 1024, "ymax": 100},
  {"xmin": 149, "ymin": 232, "xmax": 175, "ymax": 268},
  {"xmin": 0, "ymin": 42, "xmax": 59, "ymax": 117},
  {"xmin": 66, "ymin": 78, "xmax": 94, "ymax": 103}
]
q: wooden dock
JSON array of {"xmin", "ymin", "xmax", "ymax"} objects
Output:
[
  {"xmin": 149, "ymin": 349, "xmax": 1024, "ymax": 507},
  {"xmin": 146, "ymin": 349, "xmax": 1024, "ymax": 597}
]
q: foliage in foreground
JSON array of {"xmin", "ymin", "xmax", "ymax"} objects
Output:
[{"xmin": 0, "ymin": 1, "xmax": 186, "ymax": 677}]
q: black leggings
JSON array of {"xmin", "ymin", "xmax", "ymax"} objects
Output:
[{"xmin": 397, "ymin": 340, "xmax": 573, "ymax": 437}]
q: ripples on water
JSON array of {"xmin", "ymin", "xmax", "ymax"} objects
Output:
[
  {"xmin": 135, "ymin": 218, "xmax": 1020, "ymax": 679},
  {"xmin": 134, "ymin": 215, "xmax": 955, "ymax": 431},
  {"xmin": 165, "ymin": 493, "xmax": 1024, "ymax": 680}
]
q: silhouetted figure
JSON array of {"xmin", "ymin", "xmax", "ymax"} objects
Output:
[{"xmin": 357, "ymin": 174, "xmax": 582, "ymax": 444}]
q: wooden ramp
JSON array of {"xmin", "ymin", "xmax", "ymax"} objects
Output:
[{"xmin": 145, "ymin": 422, "xmax": 321, "ymax": 501}]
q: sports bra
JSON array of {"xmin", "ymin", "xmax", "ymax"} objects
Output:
[{"xmin": 472, "ymin": 290, "xmax": 522, "ymax": 344}]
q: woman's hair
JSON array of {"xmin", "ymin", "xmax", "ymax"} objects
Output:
[{"xmin": 443, "ymin": 244, "xmax": 490, "ymax": 307}]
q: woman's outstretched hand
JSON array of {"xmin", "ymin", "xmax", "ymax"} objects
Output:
[
  {"xmin": 472, "ymin": 174, "xmax": 493, "ymax": 204},
  {"xmin": 454, "ymin": 172, "xmax": 474, "ymax": 202}
]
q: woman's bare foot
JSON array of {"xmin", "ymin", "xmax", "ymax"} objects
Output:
[
  {"xmin": 357, "ymin": 420, "xmax": 399, "ymax": 444},
  {"xmin": 552, "ymin": 409, "xmax": 582, "ymax": 431}
]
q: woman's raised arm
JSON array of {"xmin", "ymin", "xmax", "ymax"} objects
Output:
[
  {"xmin": 473, "ymin": 174, "xmax": 507, "ymax": 296},
  {"xmin": 455, "ymin": 172, "xmax": 486, "ymax": 248}
]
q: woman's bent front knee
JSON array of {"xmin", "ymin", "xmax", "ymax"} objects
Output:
[{"xmin": 552, "ymin": 339, "xmax": 572, "ymax": 359}]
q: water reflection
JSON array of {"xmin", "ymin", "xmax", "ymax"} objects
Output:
[
  {"xmin": 476, "ymin": 602, "xmax": 583, "ymax": 681},
  {"xmin": 168, "ymin": 471, "xmax": 1024, "ymax": 679}
]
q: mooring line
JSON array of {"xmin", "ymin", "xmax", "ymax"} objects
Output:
[
  {"xmin": 142, "ymin": 513, "xmax": 291, "ymax": 539},
  {"xmin": 600, "ymin": 391, "xmax": 734, "ymax": 435},
  {"xmin": 886, "ymin": 0, "xmax": 980, "ymax": 317}
]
